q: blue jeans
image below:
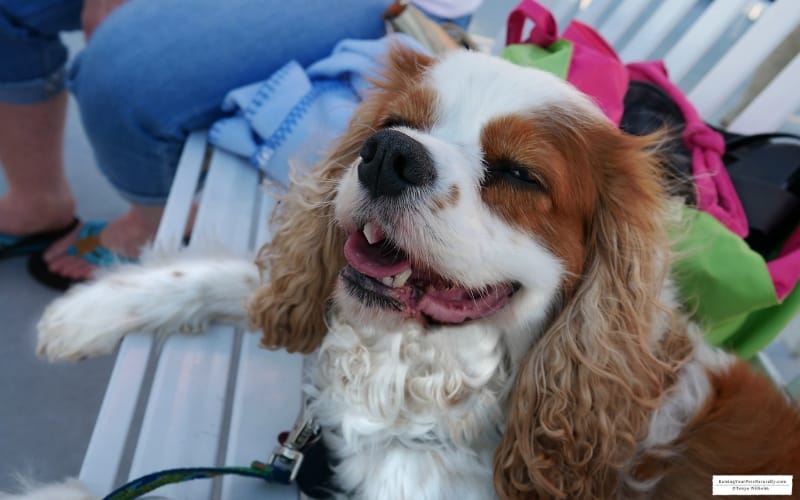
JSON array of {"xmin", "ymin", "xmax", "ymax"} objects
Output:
[
  {"xmin": 0, "ymin": 0, "xmax": 81, "ymax": 102},
  {"xmin": 0, "ymin": 0, "xmax": 469, "ymax": 204}
]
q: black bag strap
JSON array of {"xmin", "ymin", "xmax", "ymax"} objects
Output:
[{"xmin": 719, "ymin": 131, "xmax": 800, "ymax": 256}]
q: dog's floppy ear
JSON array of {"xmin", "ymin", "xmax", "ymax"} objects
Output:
[
  {"xmin": 493, "ymin": 128, "xmax": 691, "ymax": 498},
  {"xmin": 247, "ymin": 103, "xmax": 375, "ymax": 353},
  {"xmin": 247, "ymin": 45, "xmax": 434, "ymax": 353}
]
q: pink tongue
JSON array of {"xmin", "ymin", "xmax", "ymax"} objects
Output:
[
  {"xmin": 342, "ymin": 231, "xmax": 514, "ymax": 324},
  {"xmin": 418, "ymin": 286, "xmax": 512, "ymax": 323},
  {"xmin": 344, "ymin": 231, "xmax": 411, "ymax": 279}
]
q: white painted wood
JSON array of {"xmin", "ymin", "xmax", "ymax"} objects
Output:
[
  {"xmin": 79, "ymin": 131, "xmax": 208, "ymax": 495},
  {"xmin": 153, "ymin": 131, "xmax": 208, "ymax": 248},
  {"xmin": 127, "ymin": 149, "xmax": 261, "ymax": 500},
  {"xmin": 129, "ymin": 328, "xmax": 238, "ymax": 500},
  {"xmin": 539, "ymin": 0, "xmax": 579, "ymax": 28},
  {"xmin": 689, "ymin": 0, "xmax": 800, "ymax": 120},
  {"xmin": 783, "ymin": 312, "xmax": 800, "ymax": 358},
  {"xmin": 219, "ymin": 332, "xmax": 303, "ymax": 500},
  {"xmin": 597, "ymin": 0, "xmax": 653, "ymax": 47},
  {"xmin": 187, "ymin": 152, "xmax": 259, "ymax": 253},
  {"xmin": 575, "ymin": 0, "xmax": 616, "ymax": 26},
  {"xmin": 663, "ymin": 0, "xmax": 750, "ymax": 83},
  {"xmin": 618, "ymin": 0, "xmax": 699, "ymax": 62},
  {"xmin": 757, "ymin": 351, "xmax": 788, "ymax": 388},
  {"xmin": 727, "ymin": 53, "xmax": 800, "ymax": 135},
  {"xmin": 78, "ymin": 334, "xmax": 153, "ymax": 495},
  {"xmin": 220, "ymin": 191, "xmax": 304, "ymax": 500}
]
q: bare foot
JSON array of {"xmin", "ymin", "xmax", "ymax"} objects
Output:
[
  {"xmin": 42, "ymin": 205, "xmax": 163, "ymax": 281},
  {"xmin": 41, "ymin": 224, "xmax": 94, "ymax": 280}
]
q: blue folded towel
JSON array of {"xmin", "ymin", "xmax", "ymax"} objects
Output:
[{"xmin": 209, "ymin": 34, "xmax": 428, "ymax": 188}]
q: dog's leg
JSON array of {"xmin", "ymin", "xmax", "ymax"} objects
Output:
[{"xmin": 36, "ymin": 256, "xmax": 259, "ymax": 361}]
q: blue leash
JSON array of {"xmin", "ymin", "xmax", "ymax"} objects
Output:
[
  {"xmin": 103, "ymin": 462, "xmax": 291, "ymax": 500},
  {"xmin": 104, "ymin": 410, "xmax": 319, "ymax": 499}
]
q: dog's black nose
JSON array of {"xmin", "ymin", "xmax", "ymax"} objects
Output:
[{"xmin": 358, "ymin": 129, "xmax": 436, "ymax": 197}]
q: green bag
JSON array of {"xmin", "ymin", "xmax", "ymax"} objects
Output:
[
  {"xmin": 499, "ymin": 0, "xmax": 800, "ymax": 359},
  {"xmin": 674, "ymin": 208, "xmax": 800, "ymax": 359},
  {"xmin": 501, "ymin": 39, "xmax": 572, "ymax": 80}
]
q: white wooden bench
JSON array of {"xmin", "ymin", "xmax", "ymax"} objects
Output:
[
  {"xmin": 78, "ymin": 138, "xmax": 303, "ymax": 499},
  {"xmin": 77, "ymin": 1, "xmax": 800, "ymax": 498}
]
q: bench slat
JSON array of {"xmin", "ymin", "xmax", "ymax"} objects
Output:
[
  {"xmin": 127, "ymin": 148, "xmax": 260, "ymax": 500},
  {"xmin": 727, "ymin": 52, "xmax": 800, "ymax": 134},
  {"xmin": 597, "ymin": 0, "xmax": 654, "ymax": 47},
  {"xmin": 618, "ymin": 0, "xmax": 700, "ymax": 62},
  {"xmin": 539, "ymin": 0, "xmax": 578, "ymax": 27},
  {"xmin": 154, "ymin": 131, "xmax": 208, "ymax": 248},
  {"xmin": 689, "ymin": 0, "xmax": 800, "ymax": 119},
  {"xmin": 220, "ymin": 335, "xmax": 303, "ymax": 500},
  {"xmin": 78, "ymin": 334, "xmax": 154, "ymax": 494},
  {"xmin": 79, "ymin": 131, "xmax": 208, "ymax": 495},
  {"xmin": 575, "ymin": 0, "xmax": 616, "ymax": 26},
  {"xmin": 221, "ymin": 191, "xmax": 303, "ymax": 500},
  {"xmin": 663, "ymin": 0, "xmax": 750, "ymax": 84},
  {"xmin": 129, "ymin": 329, "xmax": 238, "ymax": 500}
]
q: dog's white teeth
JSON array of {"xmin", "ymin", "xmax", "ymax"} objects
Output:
[
  {"xmin": 393, "ymin": 268, "xmax": 412, "ymax": 287},
  {"xmin": 380, "ymin": 268, "xmax": 412, "ymax": 288},
  {"xmin": 363, "ymin": 222, "xmax": 381, "ymax": 245}
]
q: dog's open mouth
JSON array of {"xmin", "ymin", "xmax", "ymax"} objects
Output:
[{"xmin": 341, "ymin": 222, "xmax": 518, "ymax": 325}]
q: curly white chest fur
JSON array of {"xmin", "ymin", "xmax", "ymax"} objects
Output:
[{"xmin": 306, "ymin": 318, "xmax": 513, "ymax": 499}]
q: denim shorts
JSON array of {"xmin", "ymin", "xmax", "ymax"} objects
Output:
[
  {"xmin": 0, "ymin": 0, "xmax": 81, "ymax": 103},
  {"xmin": 1, "ymin": 0, "xmax": 471, "ymax": 205}
]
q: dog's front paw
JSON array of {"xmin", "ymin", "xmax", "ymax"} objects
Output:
[
  {"xmin": 36, "ymin": 280, "xmax": 131, "ymax": 361},
  {"xmin": 36, "ymin": 256, "xmax": 258, "ymax": 361}
]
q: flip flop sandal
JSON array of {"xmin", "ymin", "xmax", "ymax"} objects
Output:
[
  {"xmin": 26, "ymin": 221, "xmax": 136, "ymax": 291},
  {"xmin": 0, "ymin": 218, "xmax": 80, "ymax": 260}
]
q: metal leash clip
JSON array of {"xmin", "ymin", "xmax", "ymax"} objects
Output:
[{"xmin": 267, "ymin": 402, "xmax": 320, "ymax": 482}]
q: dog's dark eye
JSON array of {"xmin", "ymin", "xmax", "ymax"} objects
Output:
[
  {"xmin": 380, "ymin": 115, "xmax": 413, "ymax": 129},
  {"xmin": 507, "ymin": 167, "xmax": 530, "ymax": 182},
  {"xmin": 484, "ymin": 158, "xmax": 546, "ymax": 191}
]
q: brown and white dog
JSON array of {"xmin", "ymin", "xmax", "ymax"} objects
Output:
[{"xmin": 19, "ymin": 48, "xmax": 800, "ymax": 499}]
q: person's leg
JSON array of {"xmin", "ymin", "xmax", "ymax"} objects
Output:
[
  {"xmin": 0, "ymin": 1, "xmax": 83, "ymax": 238},
  {"xmin": 44, "ymin": 0, "xmax": 393, "ymax": 279},
  {"xmin": 0, "ymin": 94, "xmax": 74, "ymax": 235}
]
